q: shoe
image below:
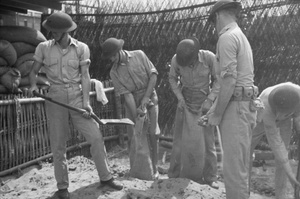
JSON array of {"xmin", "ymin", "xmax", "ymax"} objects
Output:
[
  {"xmin": 51, "ymin": 189, "xmax": 70, "ymax": 199},
  {"xmin": 207, "ymin": 181, "xmax": 219, "ymax": 189},
  {"xmin": 100, "ymin": 178, "xmax": 123, "ymax": 190}
]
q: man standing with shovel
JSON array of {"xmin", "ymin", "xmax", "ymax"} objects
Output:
[{"xmin": 29, "ymin": 12, "xmax": 123, "ymax": 199}]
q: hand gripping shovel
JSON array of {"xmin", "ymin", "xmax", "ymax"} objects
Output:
[{"xmin": 33, "ymin": 91, "xmax": 134, "ymax": 126}]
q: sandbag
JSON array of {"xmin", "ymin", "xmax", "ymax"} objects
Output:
[
  {"xmin": 0, "ymin": 66, "xmax": 10, "ymax": 76},
  {"xmin": 0, "ymin": 84, "xmax": 22, "ymax": 94},
  {"xmin": 14, "ymin": 60, "xmax": 34, "ymax": 77},
  {"xmin": 0, "ymin": 68, "xmax": 21, "ymax": 93},
  {"xmin": 0, "ymin": 57, "xmax": 8, "ymax": 67},
  {"xmin": 11, "ymin": 42, "xmax": 36, "ymax": 58},
  {"xmin": 0, "ymin": 40, "xmax": 17, "ymax": 66},
  {"xmin": 0, "ymin": 26, "xmax": 46, "ymax": 46},
  {"xmin": 14, "ymin": 53, "xmax": 34, "ymax": 68},
  {"xmin": 130, "ymin": 112, "xmax": 154, "ymax": 180},
  {"xmin": 19, "ymin": 74, "xmax": 50, "ymax": 87}
]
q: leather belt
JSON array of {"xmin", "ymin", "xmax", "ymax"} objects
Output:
[{"xmin": 230, "ymin": 86, "xmax": 259, "ymax": 101}]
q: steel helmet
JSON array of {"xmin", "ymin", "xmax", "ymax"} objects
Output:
[
  {"xmin": 268, "ymin": 83, "xmax": 300, "ymax": 114},
  {"xmin": 208, "ymin": 0, "xmax": 242, "ymax": 22},
  {"xmin": 101, "ymin": 38, "xmax": 124, "ymax": 59},
  {"xmin": 42, "ymin": 12, "xmax": 77, "ymax": 33},
  {"xmin": 175, "ymin": 37, "xmax": 200, "ymax": 67}
]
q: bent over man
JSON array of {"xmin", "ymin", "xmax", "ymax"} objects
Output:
[
  {"xmin": 101, "ymin": 38, "xmax": 160, "ymax": 180},
  {"xmin": 29, "ymin": 12, "xmax": 122, "ymax": 199},
  {"xmin": 168, "ymin": 37, "xmax": 219, "ymax": 189},
  {"xmin": 250, "ymin": 82, "xmax": 300, "ymax": 199}
]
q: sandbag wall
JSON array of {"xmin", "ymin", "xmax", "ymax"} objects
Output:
[{"xmin": 0, "ymin": 26, "xmax": 50, "ymax": 94}]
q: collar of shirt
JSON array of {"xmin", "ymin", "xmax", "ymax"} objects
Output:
[
  {"xmin": 187, "ymin": 51, "xmax": 203, "ymax": 68},
  {"xmin": 119, "ymin": 50, "xmax": 131, "ymax": 66},
  {"xmin": 218, "ymin": 22, "xmax": 238, "ymax": 37},
  {"xmin": 49, "ymin": 36, "xmax": 78, "ymax": 48}
]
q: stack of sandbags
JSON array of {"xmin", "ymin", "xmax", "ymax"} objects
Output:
[{"xmin": 0, "ymin": 26, "xmax": 50, "ymax": 94}]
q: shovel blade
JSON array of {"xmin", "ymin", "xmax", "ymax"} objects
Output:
[{"xmin": 99, "ymin": 118, "xmax": 134, "ymax": 125}]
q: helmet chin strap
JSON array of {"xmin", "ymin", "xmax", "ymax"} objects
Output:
[{"xmin": 57, "ymin": 32, "xmax": 66, "ymax": 44}]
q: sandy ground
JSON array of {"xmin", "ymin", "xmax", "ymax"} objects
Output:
[{"xmin": 0, "ymin": 145, "xmax": 297, "ymax": 199}]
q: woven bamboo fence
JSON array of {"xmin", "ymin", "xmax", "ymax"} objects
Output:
[
  {"xmin": 42, "ymin": 0, "xmax": 300, "ymax": 139},
  {"xmin": 0, "ymin": 81, "xmax": 126, "ymax": 175}
]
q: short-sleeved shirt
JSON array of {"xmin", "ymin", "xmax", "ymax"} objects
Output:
[
  {"xmin": 257, "ymin": 82, "xmax": 300, "ymax": 165},
  {"xmin": 110, "ymin": 50, "xmax": 158, "ymax": 95},
  {"xmin": 216, "ymin": 22, "xmax": 254, "ymax": 87},
  {"xmin": 169, "ymin": 50, "xmax": 219, "ymax": 101},
  {"xmin": 34, "ymin": 37, "xmax": 90, "ymax": 85}
]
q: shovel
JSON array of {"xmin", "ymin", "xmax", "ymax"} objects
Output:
[{"xmin": 33, "ymin": 91, "xmax": 134, "ymax": 126}]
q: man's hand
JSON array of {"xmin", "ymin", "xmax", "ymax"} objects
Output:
[
  {"xmin": 29, "ymin": 85, "xmax": 39, "ymax": 97},
  {"xmin": 207, "ymin": 112, "xmax": 222, "ymax": 126},
  {"xmin": 140, "ymin": 96, "xmax": 150, "ymax": 110},
  {"xmin": 198, "ymin": 115, "xmax": 208, "ymax": 126},
  {"xmin": 201, "ymin": 98, "xmax": 213, "ymax": 115},
  {"xmin": 82, "ymin": 104, "xmax": 93, "ymax": 119},
  {"xmin": 178, "ymin": 98, "xmax": 186, "ymax": 110}
]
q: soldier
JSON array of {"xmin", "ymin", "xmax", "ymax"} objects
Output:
[
  {"xmin": 168, "ymin": 37, "xmax": 219, "ymax": 189},
  {"xmin": 250, "ymin": 82, "xmax": 300, "ymax": 199},
  {"xmin": 101, "ymin": 38, "xmax": 160, "ymax": 179},
  {"xmin": 204, "ymin": 1, "xmax": 258, "ymax": 198},
  {"xmin": 29, "ymin": 12, "xmax": 123, "ymax": 199}
]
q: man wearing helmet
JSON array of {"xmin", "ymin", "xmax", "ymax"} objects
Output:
[
  {"xmin": 168, "ymin": 37, "xmax": 219, "ymax": 189},
  {"xmin": 204, "ymin": 0, "xmax": 258, "ymax": 198},
  {"xmin": 29, "ymin": 12, "xmax": 123, "ymax": 199},
  {"xmin": 101, "ymin": 37, "xmax": 160, "ymax": 179},
  {"xmin": 250, "ymin": 82, "xmax": 300, "ymax": 199}
]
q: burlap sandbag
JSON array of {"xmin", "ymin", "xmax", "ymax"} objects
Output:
[
  {"xmin": 0, "ymin": 26, "xmax": 46, "ymax": 46},
  {"xmin": 0, "ymin": 57, "xmax": 8, "ymax": 67},
  {"xmin": 0, "ymin": 40, "xmax": 17, "ymax": 66},
  {"xmin": 14, "ymin": 53, "xmax": 34, "ymax": 68},
  {"xmin": 0, "ymin": 68, "xmax": 21, "ymax": 93},
  {"xmin": 14, "ymin": 60, "xmax": 34, "ymax": 77},
  {"xmin": 11, "ymin": 42, "xmax": 36, "ymax": 58},
  {"xmin": 130, "ymin": 112, "xmax": 154, "ymax": 180},
  {"xmin": 0, "ymin": 67, "xmax": 10, "ymax": 76}
]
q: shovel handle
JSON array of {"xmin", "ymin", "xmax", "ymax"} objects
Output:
[
  {"xmin": 32, "ymin": 91, "xmax": 133, "ymax": 125},
  {"xmin": 33, "ymin": 91, "xmax": 102, "ymax": 122}
]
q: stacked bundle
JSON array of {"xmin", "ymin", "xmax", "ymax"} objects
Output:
[{"xmin": 0, "ymin": 26, "xmax": 50, "ymax": 94}]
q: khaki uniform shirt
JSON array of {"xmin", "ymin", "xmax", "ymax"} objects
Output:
[
  {"xmin": 169, "ymin": 50, "xmax": 219, "ymax": 101},
  {"xmin": 110, "ymin": 50, "xmax": 158, "ymax": 95},
  {"xmin": 34, "ymin": 37, "xmax": 90, "ymax": 85},
  {"xmin": 216, "ymin": 22, "xmax": 254, "ymax": 87},
  {"xmin": 257, "ymin": 82, "xmax": 300, "ymax": 165}
]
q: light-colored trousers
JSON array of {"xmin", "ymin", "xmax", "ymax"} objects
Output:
[
  {"xmin": 46, "ymin": 85, "xmax": 112, "ymax": 190},
  {"xmin": 250, "ymin": 118, "xmax": 292, "ymax": 199},
  {"xmin": 219, "ymin": 101, "xmax": 256, "ymax": 199}
]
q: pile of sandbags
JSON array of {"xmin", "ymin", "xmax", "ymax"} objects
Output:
[{"xmin": 0, "ymin": 26, "xmax": 50, "ymax": 94}]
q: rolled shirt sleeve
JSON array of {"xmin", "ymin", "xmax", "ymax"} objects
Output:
[
  {"xmin": 218, "ymin": 34, "xmax": 238, "ymax": 80},
  {"xmin": 205, "ymin": 51, "xmax": 220, "ymax": 102}
]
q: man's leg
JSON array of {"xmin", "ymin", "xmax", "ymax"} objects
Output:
[
  {"xmin": 46, "ymin": 91, "xmax": 70, "ymax": 191},
  {"xmin": 220, "ymin": 101, "xmax": 256, "ymax": 199},
  {"xmin": 248, "ymin": 121, "xmax": 265, "ymax": 194},
  {"xmin": 203, "ymin": 126, "xmax": 218, "ymax": 188}
]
